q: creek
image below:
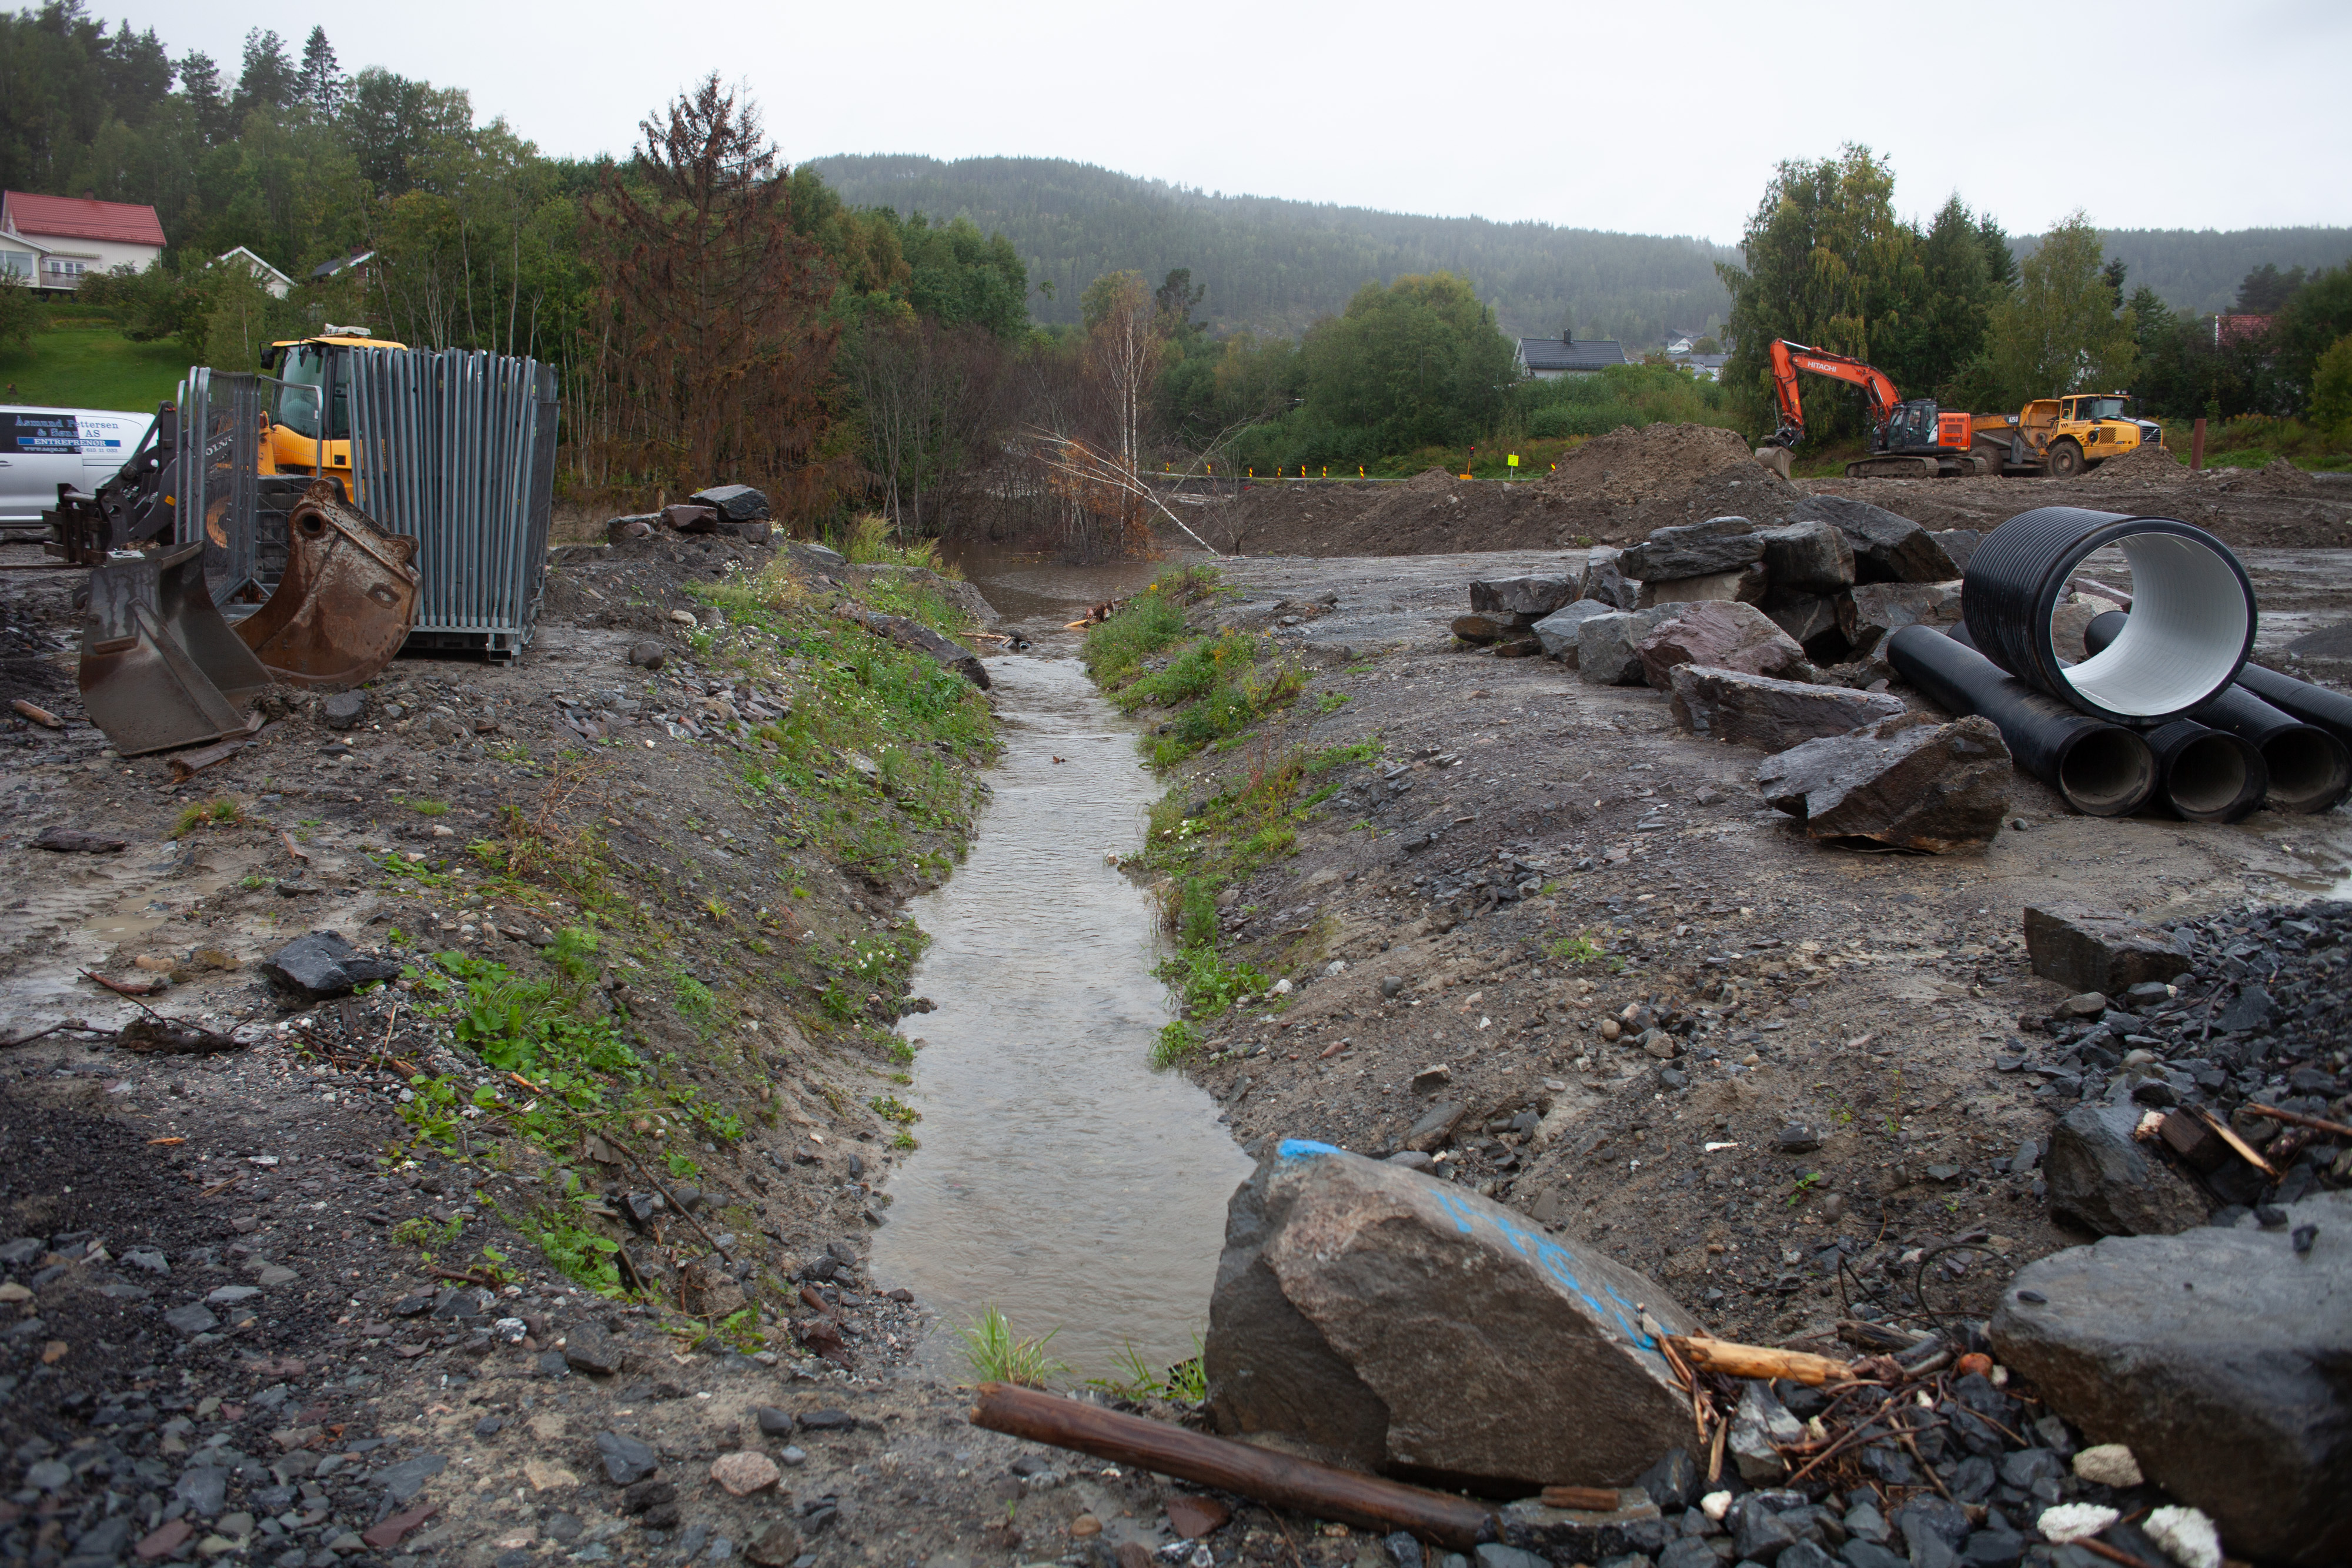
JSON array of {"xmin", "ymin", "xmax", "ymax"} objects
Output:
[{"xmin": 869, "ymin": 553, "xmax": 1255, "ymax": 1382}]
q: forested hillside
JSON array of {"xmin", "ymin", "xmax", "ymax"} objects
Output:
[
  {"xmin": 810, "ymin": 155, "xmax": 1740, "ymax": 345},
  {"xmin": 2020, "ymin": 228, "xmax": 2352, "ymax": 316}
]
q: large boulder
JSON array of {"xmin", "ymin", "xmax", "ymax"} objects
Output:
[
  {"xmin": 1453, "ymin": 612, "xmax": 1535, "ymax": 646},
  {"xmin": 1471, "ymin": 576, "xmax": 1580, "ymax": 618},
  {"xmin": 1669, "ymin": 665, "xmax": 1907, "ymax": 752},
  {"xmin": 2023, "ymin": 905, "xmax": 2191, "ymax": 995},
  {"xmin": 1755, "ymin": 712, "xmax": 2012, "ymax": 853},
  {"xmin": 1204, "ymin": 1140, "xmax": 1697, "ymax": 1492},
  {"xmin": 1579, "ymin": 548, "xmax": 1639, "ymax": 611},
  {"xmin": 1788, "ymin": 496, "xmax": 1958, "ymax": 584},
  {"xmin": 1989, "ymin": 1192, "xmax": 2352, "ymax": 1567},
  {"xmin": 1636, "ymin": 601, "xmax": 1810, "ymax": 688},
  {"xmin": 1839, "ymin": 581, "xmax": 1965, "ymax": 655},
  {"xmin": 1532, "ymin": 599, "xmax": 1622, "ymax": 661},
  {"xmin": 1930, "ymin": 529, "xmax": 1982, "ymax": 575},
  {"xmin": 1634, "ymin": 563, "xmax": 1768, "ymax": 609},
  {"xmin": 1577, "ymin": 608, "xmax": 1676, "ymax": 686},
  {"xmin": 1755, "ymin": 520, "xmax": 1856, "ymax": 593},
  {"xmin": 1619, "ymin": 519, "xmax": 1763, "ymax": 582},
  {"xmin": 2043, "ymin": 1103, "xmax": 2207, "ymax": 1238}
]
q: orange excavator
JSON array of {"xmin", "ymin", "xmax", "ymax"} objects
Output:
[{"xmin": 1758, "ymin": 339, "xmax": 1986, "ymax": 480}]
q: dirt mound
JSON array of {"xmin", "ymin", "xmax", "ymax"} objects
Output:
[
  {"xmin": 1404, "ymin": 466, "xmax": 1456, "ymax": 492},
  {"xmin": 2249, "ymin": 456, "xmax": 2317, "ymax": 494},
  {"xmin": 2089, "ymin": 444, "xmax": 2188, "ymax": 483},
  {"xmin": 1541, "ymin": 422, "xmax": 1759, "ymax": 503}
]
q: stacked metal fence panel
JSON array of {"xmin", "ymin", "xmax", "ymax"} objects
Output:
[
  {"xmin": 343, "ymin": 347, "xmax": 560, "ymax": 658},
  {"xmin": 172, "ymin": 367, "xmax": 263, "ymax": 600}
]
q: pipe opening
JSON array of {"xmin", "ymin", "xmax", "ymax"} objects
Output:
[
  {"xmin": 2054, "ymin": 727, "xmax": 2157, "ymax": 816},
  {"xmin": 2163, "ymin": 734, "xmax": 2256, "ymax": 821},
  {"xmin": 2257, "ymin": 727, "xmax": 2352, "ymax": 815},
  {"xmin": 2062, "ymin": 532, "xmax": 2250, "ymax": 717}
]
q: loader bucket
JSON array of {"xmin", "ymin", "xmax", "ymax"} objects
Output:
[
  {"xmin": 233, "ymin": 480, "xmax": 421, "ymax": 688},
  {"xmin": 79, "ymin": 541, "xmax": 272, "ymax": 757}
]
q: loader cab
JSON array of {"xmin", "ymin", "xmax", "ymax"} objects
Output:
[{"xmin": 259, "ymin": 332, "xmax": 406, "ymax": 482}]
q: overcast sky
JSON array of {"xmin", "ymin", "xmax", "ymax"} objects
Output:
[{"xmin": 126, "ymin": 0, "xmax": 2349, "ymax": 245}]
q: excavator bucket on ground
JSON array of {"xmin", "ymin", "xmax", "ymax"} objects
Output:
[
  {"xmin": 78, "ymin": 540, "xmax": 273, "ymax": 757},
  {"xmin": 233, "ymin": 479, "xmax": 420, "ymax": 688}
]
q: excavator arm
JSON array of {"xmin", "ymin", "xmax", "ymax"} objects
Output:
[{"xmin": 1763, "ymin": 339, "xmax": 1902, "ymax": 450}]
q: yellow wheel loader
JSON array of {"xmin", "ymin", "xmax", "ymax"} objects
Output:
[
  {"xmin": 42, "ymin": 333, "xmax": 424, "ymax": 756},
  {"xmin": 1970, "ymin": 393, "xmax": 2167, "ymax": 477}
]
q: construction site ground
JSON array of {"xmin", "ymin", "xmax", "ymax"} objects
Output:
[
  {"xmin": 2, "ymin": 420, "xmax": 2349, "ymax": 1568},
  {"xmin": 1182, "ymin": 427, "xmax": 2352, "ymax": 557},
  {"xmin": 1117, "ymin": 538, "xmax": 2351, "ymax": 1359}
]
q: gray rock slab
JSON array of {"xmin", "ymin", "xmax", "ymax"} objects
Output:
[
  {"xmin": 163, "ymin": 1303, "xmax": 218, "ymax": 1335},
  {"xmin": 2044, "ymin": 1103, "xmax": 2206, "ymax": 1238},
  {"xmin": 1532, "ymin": 599, "xmax": 1621, "ymax": 661},
  {"xmin": 842, "ymin": 608, "xmax": 989, "ymax": 690},
  {"xmin": 1579, "ymin": 547, "xmax": 1639, "ymax": 610},
  {"xmin": 1760, "ymin": 587, "xmax": 1844, "ymax": 650},
  {"xmin": 1931, "ymin": 529, "xmax": 1982, "ymax": 575},
  {"xmin": 1669, "ymin": 664, "xmax": 1908, "ymax": 752},
  {"xmin": 1756, "ymin": 521, "xmax": 1856, "ymax": 593},
  {"xmin": 1469, "ymin": 576, "xmax": 1579, "ymax": 617},
  {"xmin": 1576, "ymin": 608, "xmax": 1675, "ymax": 686},
  {"xmin": 596, "ymin": 1431, "xmax": 658, "ymax": 1485},
  {"xmin": 320, "ymin": 692, "xmax": 367, "ymax": 731},
  {"xmin": 261, "ymin": 931, "xmax": 400, "ymax": 1002},
  {"xmin": 1755, "ymin": 712, "xmax": 2011, "ymax": 854},
  {"xmin": 1990, "ymin": 1191, "xmax": 2351, "ymax": 1567},
  {"xmin": 1788, "ymin": 496, "xmax": 1957, "ymax": 584},
  {"xmin": 2023, "ymin": 904, "xmax": 2191, "ymax": 997},
  {"xmin": 1204, "ymin": 1139, "xmax": 1697, "ymax": 1492},
  {"xmin": 1621, "ymin": 526, "xmax": 1764, "ymax": 582}
]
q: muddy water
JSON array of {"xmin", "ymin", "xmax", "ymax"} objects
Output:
[{"xmin": 869, "ymin": 649, "xmax": 1255, "ymax": 1380}]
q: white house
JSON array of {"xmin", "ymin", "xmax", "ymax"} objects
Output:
[
  {"xmin": 1515, "ymin": 333, "xmax": 1627, "ymax": 379},
  {"xmin": 0, "ymin": 192, "xmax": 166, "ymax": 292},
  {"xmin": 216, "ymin": 246, "xmax": 295, "ymax": 299}
]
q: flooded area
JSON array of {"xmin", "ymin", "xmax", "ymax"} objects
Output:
[{"xmin": 870, "ymin": 551, "xmax": 1255, "ymax": 1379}]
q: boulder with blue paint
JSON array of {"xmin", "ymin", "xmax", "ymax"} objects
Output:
[{"xmin": 1202, "ymin": 1139, "xmax": 1697, "ymax": 1494}]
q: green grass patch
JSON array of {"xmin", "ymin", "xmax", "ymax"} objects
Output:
[
  {"xmin": 0, "ymin": 322, "xmax": 186, "ymax": 412},
  {"xmin": 961, "ymin": 1305, "xmax": 1066, "ymax": 1388}
]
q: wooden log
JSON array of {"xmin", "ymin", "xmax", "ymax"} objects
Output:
[
  {"xmin": 1669, "ymin": 1335, "xmax": 1857, "ymax": 1386},
  {"xmin": 1536, "ymin": 1486, "xmax": 1620, "ymax": 1512},
  {"xmin": 966, "ymin": 1383, "xmax": 1496, "ymax": 1547}
]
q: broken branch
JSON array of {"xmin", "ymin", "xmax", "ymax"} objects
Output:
[
  {"xmin": 2237, "ymin": 1102, "xmax": 2352, "ymax": 1141},
  {"xmin": 1670, "ymin": 1335, "xmax": 1859, "ymax": 1386},
  {"xmin": 967, "ymin": 1382, "xmax": 1496, "ymax": 1547}
]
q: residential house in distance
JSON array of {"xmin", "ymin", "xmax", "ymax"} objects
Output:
[
  {"xmin": 310, "ymin": 247, "xmax": 377, "ymax": 288},
  {"xmin": 1516, "ymin": 332, "xmax": 1626, "ymax": 379},
  {"xmin": 1673, "ymin": 352, "xmax": 1730, "ymax": 382},
  {"xmin": 0, "ymin": 192, "xmax": 165, "ymax": 291},
  {"xmin": 216, "ymin": 246, "xmax": 294, "ymax": 299},
  {"xmin": 1665, "ymin": 329, "xmax": 1704, "ymax": 354},
  {"xmin": 2214, "ymin": 313, "xmax": 2272, "ymax": 348}
]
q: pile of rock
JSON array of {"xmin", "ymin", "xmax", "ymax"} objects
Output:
[
  {"xmin": 1204, "ymin": 1142, "xmax": 2346, "ymax": 1567},
  {"xmin": 1454, "ymin": 499, "xmax": 2014, "ymax": 854},
  {"xmin": 2005, "ymin": 898, "xmax": 2350, "ymax": 1236}
]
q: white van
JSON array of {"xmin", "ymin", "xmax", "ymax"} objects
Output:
[{"xmin": 0, "ymin": 406, "xmax": 157, "ymax": 523}]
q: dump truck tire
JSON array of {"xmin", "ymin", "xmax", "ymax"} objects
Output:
[{"xmin": 2048, "ymin": 440, "xmax": 2086, "ymax": 478}]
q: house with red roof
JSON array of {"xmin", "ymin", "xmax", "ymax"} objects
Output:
[{"xmin": 0, "ymin": 192, "xmax": 166, "ymax": 292}]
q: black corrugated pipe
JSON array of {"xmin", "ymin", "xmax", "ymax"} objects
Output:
[
  {"xmin": 2084, "ymin": 611, "xmax": 2350, "ymax": 815},
  {"xmin": 1962, "ymin": 507, "xmax": 2254, "ymax": 723},
  {"xmin": 1886, "ymin": 624, "xmax": 2156, "ymax": 816},
  {"xmin": 2233, "ymin": 662, "xmax": 2352, "ymax": 748},
  {"xmin": 2135, "ymin": 721, "xmax": 2269, "ymax": 823}
]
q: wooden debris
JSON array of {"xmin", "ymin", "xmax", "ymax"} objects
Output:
[
  {"xmin": 83, "ymin": 969, "xmax": 167, "ymax": 997},
  {"xmin": 11, "ymin": 698, "xmax": 64, "ymax": 728},
  {"xmin": 166, "ymin": 732, "xmax": 252, "ymax": 781},
  {"xmin": 33, "ymin": 826, "xmax": 125, "ymax": 852},
  {"xmin": 1669, "ymin": 1334, "xmax": 1859, "ymax": 1386},
  {"xmin": 1538, "ymin": 1486, "xmax": 1622, "ymax": 1512},
  {"xmin": 2237, "ymin": 1101, "xmax": 2352, "ymax": 1141},
  {"xmin": 119, "ymin": 1017, "xmax": 243, "ymax": 1055},
  {"xmin": 2194, "ymin": 1107, "xmax": 2282, "ymax": 1181},
  {"xmin": 968, "ymin": 1382, "xmax": 1496, "ymax": 1547}
]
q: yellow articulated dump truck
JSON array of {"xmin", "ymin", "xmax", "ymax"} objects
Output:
[{"xmin": 1972, "ymin": 393, "xmax": 2167, "ymax": 478}]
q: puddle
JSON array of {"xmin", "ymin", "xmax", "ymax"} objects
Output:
[{"xmin": 869, "ymin": 654, "xmax": 1255, "ymax": 1381}]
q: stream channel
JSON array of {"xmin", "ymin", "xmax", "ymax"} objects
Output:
[{"xmin": 868, "ymin": 554, "xmax": 1256, "ymax": 1382}]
